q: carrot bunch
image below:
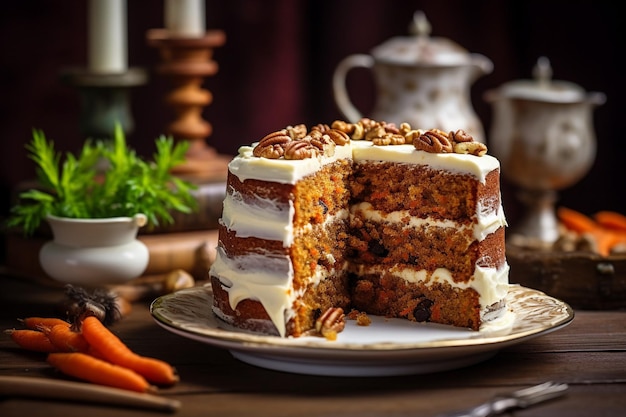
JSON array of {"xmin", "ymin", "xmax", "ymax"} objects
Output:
[
  {"xmin": 5, "ymin": 315, "xmax": 178, "ymax": 393},
  {"xmin": 557, "ymin": 207, "xmax": 626, "ymax": 257}
]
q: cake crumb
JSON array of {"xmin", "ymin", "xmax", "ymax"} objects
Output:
[{"xmin": 347, "ymin": 309, "xmax": 372, "ymax": 326}]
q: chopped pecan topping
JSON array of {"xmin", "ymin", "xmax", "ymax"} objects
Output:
[
  {"xmin": 251, "ymin": 120, "xmax": 488, "ymax": 159},
  {"xmin": 310, "ymin": 123, "xmax": 331, "ymax": 133},
  {"xmin": 372, "ymin": 133, "xmax": 406, "ymax": 146},
  {"xmin": 308, "ymin": 131, "xmax": 336, "ymax": 157},
  {"xmin": 414, "ymin": 129, "xmax": 453, "ymax": 153},
  {"xmin": 315, "ymin": 307, "xmax": 346, "ymax": 340},
  {"xmin": 285, "ymin": 124, "xmax": 307, "ymax": 140},
  {"xmin": 253, "ymin": 130, "xmax": 292, "ymax": 158},
  {"xmin": 449, "ymin": 129, "xmax": 473, "ymax": 143},
  {"xmin": 284, "ymin": 139, "xmax": 319, "ymax": 160},
  {"xmin": 454, "ymin": 141, "xmax": 487, "ymax": 156},
  {"xmin": 331, "ymin": 120, "xmax": 355, "ymax": 135},
  {"xmin": 404, "ymin": 128, "xmax": 424, "ymax": 144},
  {"xmin": 325, "ymin": 129, "xmax": 350, "ymax": 145}
]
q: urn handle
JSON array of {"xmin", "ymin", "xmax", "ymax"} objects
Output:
[{"xmin": 332, "ymin": 54, "xmax": 375, "ymax": 123}]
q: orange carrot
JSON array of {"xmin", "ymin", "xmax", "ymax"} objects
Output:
[
  {"xmin": 595, "ymin": 211, "xmax": 626, "ymax": 232},
  {"xmin": 558, "ymin": 207, "xmax": 626, "ymax": 257},
  {"xmin": 557, "ymin": 207, "xmax": 597, "ymax": 233},
  {"xmin": 47, "ymin": 352, "xmax": 153, "ymax": 393},
  {"xmin": 45, "ymin": 324, "xmax": 89, "ymax": 353},
  {"xmin": 20, "ymin": 317, "xmax": 69, "ymax": 332},
  {"xmin": 80, "ymin": 316, "xmax": 179, "ymax": 386},
  {"xmin": 5, "ymin": 329, "xmax": 60, "ymax": 353}
]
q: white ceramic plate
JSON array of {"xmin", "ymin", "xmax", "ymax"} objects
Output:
[{"xmin": 150, "ymin": 284, "xmax": 574, "ymax": 377}]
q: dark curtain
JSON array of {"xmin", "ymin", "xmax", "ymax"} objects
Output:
[{"xmin": 1, "ymin": 0, "xmax": 623, "ymax": 228}]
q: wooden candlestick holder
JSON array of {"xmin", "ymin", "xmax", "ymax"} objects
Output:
[{"xmin": 147, "ymin": 29, "xmax": 229, "ymax": 180}]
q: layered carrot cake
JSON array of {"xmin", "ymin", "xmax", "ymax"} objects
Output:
[{"xmin": 209, "ymin": 119, "xmax": 509, "ymax": 338}]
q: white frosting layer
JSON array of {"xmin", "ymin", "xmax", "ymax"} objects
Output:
[
  {"xmin": 351, "ymin": 141, "xmax": 499, "ymax": 183},
  {"xmin": 351, "ymin": 263, "xmax": 510, "ymax": 316},
  {"xmin": 351, "ymin": 202, "xmax": 507, "ymax": 242},
  {"xmin": 210, "ymin": 139, "xmax": 508, "ymax": 337},
  {"xmin": 229, "ymin": 143, "xmax": 353, "ymax": 184},
  {"xmin": 211, "ymin": 246, "xmax": 295, "ymax": 335},
  {"xmin": 221, "ymin": 190, "xmax": 296, "ymax": 246},
  {"xmin": 229, "ymin": 141, "xmax": 500, "ymax": 185}
]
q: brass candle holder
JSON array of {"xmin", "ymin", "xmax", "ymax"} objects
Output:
[{"xmin": 147, "ymin": 29, "xmax": 229, "ymax": 180}]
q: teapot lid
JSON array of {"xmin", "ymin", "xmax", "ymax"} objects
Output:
[
  {"xmin": 370, "ymin": 11, "xmax": 481, "ymax": 66},
  {"xmin": 491, "ymin": 57, "xmax": 603, "ymax": 103}
]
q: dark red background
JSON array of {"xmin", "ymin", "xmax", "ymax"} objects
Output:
[{"xmin": 1, "ymin": 1, "xmax": 623, "ymax": 236}]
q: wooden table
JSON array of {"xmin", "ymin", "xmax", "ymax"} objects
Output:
[{"xmin": 0, "ymin": 272, "xmax": 625, "ymax": 417}]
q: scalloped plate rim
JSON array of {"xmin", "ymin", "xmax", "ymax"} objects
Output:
[{"xmin": 150, "ymin": 284, "xmax": 574, "ymax": 357}]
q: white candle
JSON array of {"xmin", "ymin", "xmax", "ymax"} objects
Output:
[
  {"xmin": 165, "ymin": 0, "xmax": 206, "ymax": 37},
  {"xmin": 88, "ymin": 0, "xmax": 127, "ymax": 73}
]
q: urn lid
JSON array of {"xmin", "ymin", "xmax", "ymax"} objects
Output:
[
  {"xmin": 486, "ymin": 57, "xmax": 606, "ymax": 104},
  {"xmin": 370, "ymin": 10, "xmax": 492, "ymax": 70}
]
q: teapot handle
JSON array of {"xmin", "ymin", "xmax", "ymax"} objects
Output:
[{"xmin": 332, "ymin": 54, "xmax": 374, "ymax": 122}]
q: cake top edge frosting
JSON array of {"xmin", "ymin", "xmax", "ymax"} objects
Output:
[{"xmin": 251, "ymin": 118, "xmax": 488, "ymax": 161}]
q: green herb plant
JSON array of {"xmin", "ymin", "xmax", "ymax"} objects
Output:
[{"xmin": 7, "ymin": 124, "xmax": 198, "ymax": 235}]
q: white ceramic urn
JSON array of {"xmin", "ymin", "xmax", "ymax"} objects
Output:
[{"xmin": 484, "ymin": 57, "xmax": 606, "ymax": 243}]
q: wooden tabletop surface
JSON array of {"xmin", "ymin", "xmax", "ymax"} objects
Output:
[{"xmin": 0, "ymin": 272, "xmax": 625, "ymax": 417}]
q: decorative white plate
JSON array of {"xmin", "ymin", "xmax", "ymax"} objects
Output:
[{"xmin": 150, "ymin": 284, "xmax": 574, "ymax": 377}]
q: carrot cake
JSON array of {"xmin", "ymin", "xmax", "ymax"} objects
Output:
[{"xmin": 209, "ymin": 119, "xmax": 509, "ymax": 338}]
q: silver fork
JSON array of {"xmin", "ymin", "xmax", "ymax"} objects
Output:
[{"xmin": 437, "ymin": 381, "xmax": 569, "ymax": 417}]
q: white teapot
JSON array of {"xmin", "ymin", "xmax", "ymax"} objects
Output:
[{"xmin": 333, "ymin": 11, "xmax": 493, "ymax": 143}]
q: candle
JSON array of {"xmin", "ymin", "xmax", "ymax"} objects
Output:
[
  {"xmin": 165, "ymin": 0, "xmax": 206, "ymax": 37},
  {"xmin": 88, "ymin": 0, "xmax": 127, "ymax": 73}
]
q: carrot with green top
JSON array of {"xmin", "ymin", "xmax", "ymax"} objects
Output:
[
  {"xmin": 47, "ymin": 352, "xmax": 153, "ymax": 393},
  {"xmin": 5, "ymin": 328, "xmax": 60, "ymax": 353},
  {"xmin": 80, "ymin": 316, "xmax": 179, "ymax": 386}
]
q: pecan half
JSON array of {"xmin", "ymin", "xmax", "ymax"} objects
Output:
[
  {"xmin": 315, "ymin": 307, "xmax": 346, "ymax": 340},
  {"xmin": 414, "ymin": 129, "xmax": 453, "ymax": 153},
  {"xmin": 284, "ymin": 139, "xmax": 318, "ymax": 160},
  {"xmin": 253, "ymin": 130, "xmax": 292, "ymax": 158},
  {"xmin": 325, "ymin": 129, "xmax": 350, "ymax": 145},
  {"xmin": 449, "ymin": 129, "xmax": 474, "ymax": 143}
]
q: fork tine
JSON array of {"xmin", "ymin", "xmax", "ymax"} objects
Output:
[{"xmin": 512, "ymin": 381, "xmax": 567, "ymax": 399}]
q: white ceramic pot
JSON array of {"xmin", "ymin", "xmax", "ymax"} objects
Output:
[{"xmin": 39, "ymin": 214, "xmax": 149, "ymax": 286}]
